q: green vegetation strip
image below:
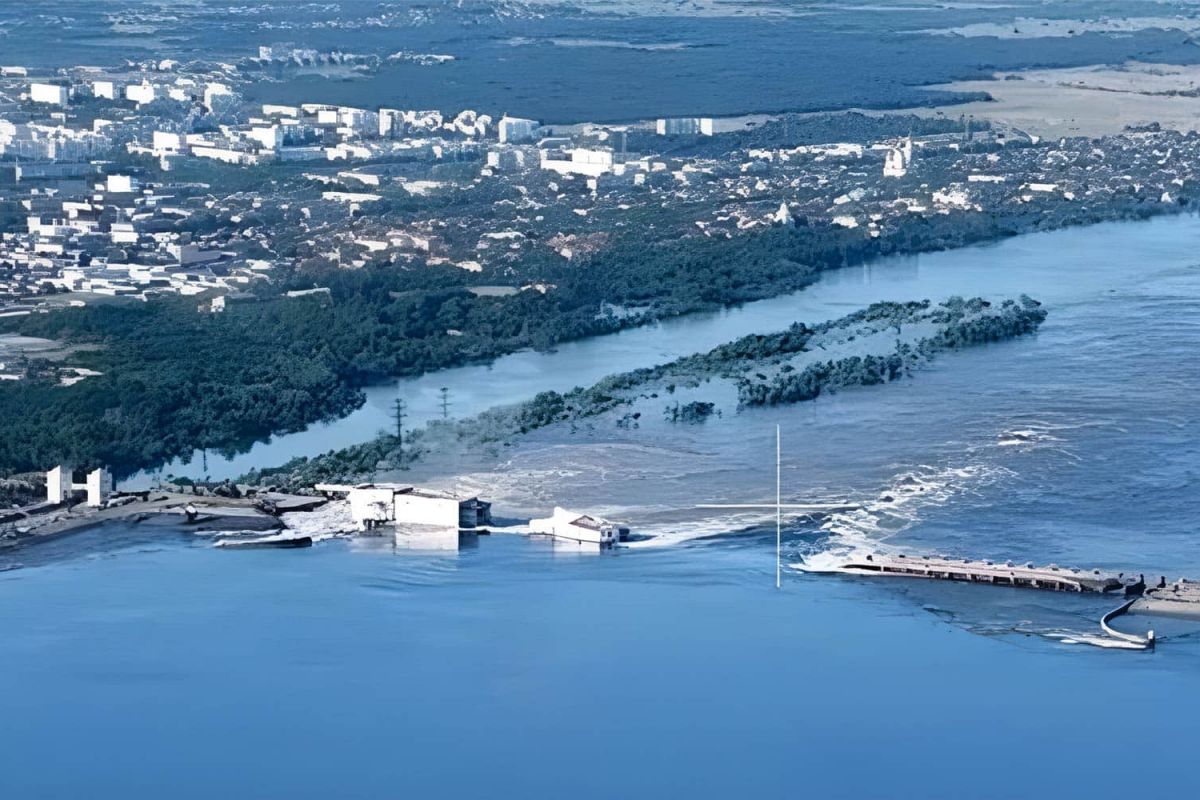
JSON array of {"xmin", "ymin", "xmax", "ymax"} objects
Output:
[{"xmin": 244, "ymin": 295, "xmax": 1045, "ymax": 491}]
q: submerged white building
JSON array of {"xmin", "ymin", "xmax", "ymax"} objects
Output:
[
  {"xmin": 530, "ymin": 507, "xmax": 628, "ymax": 546},
  {"xmin": 320, "ymin": 484, "xmax": 492, "ymax": 531}
]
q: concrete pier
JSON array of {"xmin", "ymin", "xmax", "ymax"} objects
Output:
[
  {"xmin": 802, "ymin": 552, "xmax": 1124, "ymax": 593},
  {"xmin": 1131, "ymin": 579, "xmax": 1200, "ymax": 619}
]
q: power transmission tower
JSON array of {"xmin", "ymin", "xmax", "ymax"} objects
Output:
[
  {"xmin": 392, "ymin": 397, "xmax": 407, "ymax": 466},
  {"xmin": 439, "ymin": 387, "xmax": 451, "ymax": 420}
]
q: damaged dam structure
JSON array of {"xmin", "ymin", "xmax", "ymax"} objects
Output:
[{"xmin": 803, "ymin": 552, "xmax": 1200, "ymax": 651}]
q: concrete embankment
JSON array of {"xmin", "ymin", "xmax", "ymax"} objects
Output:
[{"xmin": 0, "ymin": 492, "xmax": 323, "ymax": 552}]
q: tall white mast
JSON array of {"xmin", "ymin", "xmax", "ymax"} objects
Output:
[
  {"xmin": 776, "ymin": 424, "xmax": 782, "ymax": 590},
  {"xmin": 697, "ymin": 424, "xmax": 859, "ymax": 587}
]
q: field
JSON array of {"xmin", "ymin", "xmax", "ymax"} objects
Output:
[
  {"xmin": 10, "ymin": 0, "xmax": 1200, "ymax": 121},
  {"xmin": 922, "ymin": 62, "xmax": 1200, "ymax": 138}
]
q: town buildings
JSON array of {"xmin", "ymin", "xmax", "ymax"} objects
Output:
[
  {"xmin": 3, "ymin": 51, "xmax": 1199, "ymax": 324},
  {"xmin": 656, "ymin": 117, "xmax": 714, "ymax": 136}
]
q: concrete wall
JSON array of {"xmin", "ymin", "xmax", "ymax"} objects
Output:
[
  {"xmin": 46, "ymin": 465, "xmax": 70, "ymax": 504},
  {"xmin": 85, "ymin": 468, "xmax": 112, "ymax": 508},
  {"xmin": 394, "ymin": 493, "xmax": 462, "ymax": 528},
  {"xmin": 348, "ymin": 488, "xmax": 396, "ymax": 529}
]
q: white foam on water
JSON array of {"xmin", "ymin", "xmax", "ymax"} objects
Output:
[
  {"xmin": 280, "ymin": 501, "xmax": 357, "ymax": 540},
  {"xmin": 632, "ymin": 422, "xmax": 1060, "ymax": 552},
  {"xmin": 628, "ymin": 510, "xmax": 816, "ymax": 550},
  {"xmin": 282, "ymin": 421, "xmax": 1069, "ymax": 555},
  {"xmin": 792, "ymin": 420, "xmax": 1070, "ymax": 569},
  {"xmin": 1041, "ymin": 630, "xmax": 1149, "ymax": 651},
  {"xmin": 808, "ymin": 462, "xmax": 1015, "ymax": 555},
  {"xmin": 993, "ymin": 419, "xmax": 1104, "ymax": 462},
  {"xmin": 997, "ymin": 429, "xmax": 1040, "ymax": 446},
  {"xmin": 781, "ymin": 423, "xmax": 1161, "ymax": 651}
]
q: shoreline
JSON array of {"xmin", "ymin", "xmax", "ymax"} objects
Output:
[
  {"xmin": 122, "ymin": 206, "xmax": 1200, "ymax": 487},
  {"xmin": 243, "ymin": 295, "xmax": 1047, "ymax": 492},
  {"xmin": 0, "ymin": 491, "xmax": 326, "ymax": 554}
]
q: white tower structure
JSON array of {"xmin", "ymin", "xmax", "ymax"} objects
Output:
[
  {"xmin": 883, "ymin": 136, "xmax": 913, "ymax": 178},
  {"xmin": 46, "ymin": 465, "xmax": 71, "ymax": 504},
  {"xmin": 85, "ymin": 468, "xmax": 113, "ymax": 508}
]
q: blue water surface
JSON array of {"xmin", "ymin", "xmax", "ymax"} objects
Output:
[
  {"xmin": 1, "ymin": 532, "xmax": 1195, "ymax": 799},
  {"xmin": 5, "ymin": 214, "xmax": 1200, "ymax": 798}
]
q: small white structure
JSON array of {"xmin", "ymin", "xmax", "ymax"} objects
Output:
[
  {"xmin": 85, "ymin": 468, "xmax": 112, "ymax": 508},
  {"xmin": 246, "ymin": 125, "xmax": 281, "ymax": 151},
  {"xmin": 125, "ymin": 82, "xmax": 156, "ymax": 105},
  {"xmin": 394, "ymin": 489, "xmax": 471, "ymax": 528},
  {"xmin": 106, "ymin": 174, "xmax": 135, "ymax": 194},
  {"xmin": 772, "ymin": 202, "xmax": 794, "ymax": 226},
  {"xmin": 347, "ymin": 486, "xmax": 397, "ymax": 530},
  {"xmin": 203, "ymin": 82, "xmax": 232, "ymax": 112},
  {"xmin": 109, "ymin": 222, "xmax": 139, "ymax": 244},
  {"xmin": 656, "ymin": 117, "xmax": 714, "ymax": 136},
  {"xmin": 152, "ymin": 130, "xmax": 183, "ymax": 156},
  {"xmin": 93, "ymin": 81, "xmax": 116, "ymax": 100},
  {"xmin": 883, "ymin": 136, "xmax": 913, "ymax": 178},
  {"xmin": 166, "ymin": 243, "xmax": 220, "ymax": 265},
  {"xmin": 262, "ymin": 104, "xmax": 300, "ymax": 119},
  {"xmin": 530, "ymin": 507, "xmax": 627, "ymax": 546},
  {"xmin": 323, "ymin": 484, "xmax": 492, "ymax": 532},
  {"xmin": 30, "ymin": 83, "xmax": 69, "ymax": 106},
  {"xmin": 498, "ymin": 115, "xmax": 539, "ymax": 144},
  {"xmin": 540, "ymin": 146, "xmax": 647, "ymax": 179},
  {"xmin": 487, "ymin": 148, "xmax": 529, "ymax": 171}
]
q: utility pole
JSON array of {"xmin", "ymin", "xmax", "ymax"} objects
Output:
[
  {"xmin": 439, "ymin": 387, "xmax": 451, "ymax": 420},
  {"xmin": 392, "ymin": 397, "xmax": 407, "ymax": 466}
]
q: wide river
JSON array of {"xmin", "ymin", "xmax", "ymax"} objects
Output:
[{"xmin": 5, "ymin": 214, "xmax": 1200, "ymax": 797}]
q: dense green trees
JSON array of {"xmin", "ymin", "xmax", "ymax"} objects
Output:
[
  {"xmin": 0, "ymin": 166, "xmax": 1148, "ymax": 480},
  {"xmin": 737, "ymin": 296, "xmax": 1047, "ymax": 406},
  {"xmin": 244, "ymin": 295, "xmax": 1047, "ymax": 491},
  {"xmin": 666, "ymin": 401, "xmax": 717, "ymax": 424}
]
